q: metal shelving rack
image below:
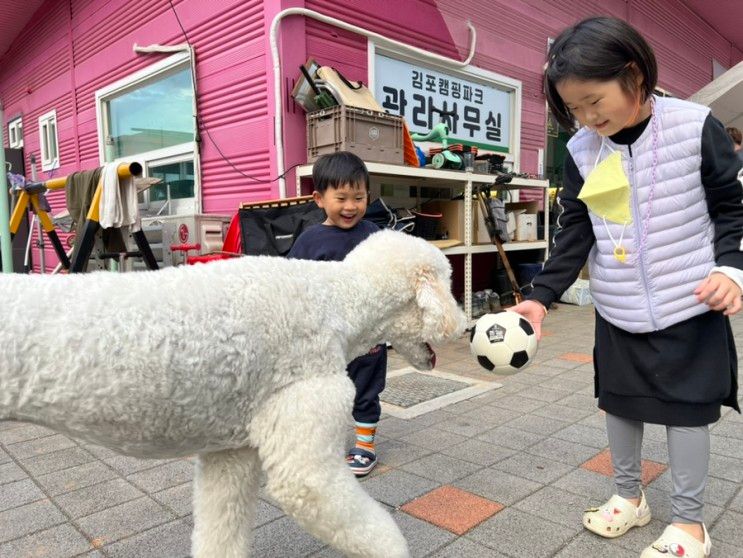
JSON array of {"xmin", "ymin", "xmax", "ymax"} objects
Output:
[{"xmin": 296, "ymin": 162, "xmax": 550, "ymax": 321}]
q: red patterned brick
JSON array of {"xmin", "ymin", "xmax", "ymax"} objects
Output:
[
  {"xmin": 581, "ymin": 449, "xmax": 667, "ymax": 485},
  {"xmin": 401, "ymin": 485, "xmax": 503, "ymax": 535},
  {"xmin": 558, "ymin": 352, "xmax": 593, "ymax": 363}
]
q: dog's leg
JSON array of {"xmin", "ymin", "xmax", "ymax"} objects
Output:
[
  {"xmin": 250, "ymin": 374, "xmax": 410, "ymax": 558},
  {"xmin": 191, "ymin": 446, "xmax": 261, "ymax": 558}
]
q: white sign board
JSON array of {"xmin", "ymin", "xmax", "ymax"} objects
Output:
[{"xmin": 374, "ymin": 53, "xmax": 513, "ymax": 153}]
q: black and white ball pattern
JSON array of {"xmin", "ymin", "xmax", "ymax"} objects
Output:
[{"xmin": 469, "ymin": 311, "xmax": 538, "ymax": 374}]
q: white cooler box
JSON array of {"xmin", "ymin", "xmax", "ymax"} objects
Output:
[{"xmin": 136, "ymin": 214, "xmax": 232, "ymax": 268}]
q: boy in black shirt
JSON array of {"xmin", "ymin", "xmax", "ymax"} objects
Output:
[{"xmin": 288, "ymin": 152, "xmax": 385, "ymax": 476}]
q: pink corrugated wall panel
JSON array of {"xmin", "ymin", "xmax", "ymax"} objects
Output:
[{"xmin": 0, "ymin": 0, "xmax": 273, "ymax": 269}]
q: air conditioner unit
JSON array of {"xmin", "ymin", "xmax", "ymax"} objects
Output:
[{"xmin": 135, "ymin": 213, "xmax": 232, "ymax": 269}]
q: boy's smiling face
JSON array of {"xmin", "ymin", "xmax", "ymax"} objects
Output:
[{"xmin": 313, "ymin": 182, "xmax": 369, "ymax": 229}]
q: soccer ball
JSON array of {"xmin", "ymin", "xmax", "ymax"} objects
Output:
[{"xmin": 470, "ymin": 311, "xmax": 538, "ymax": 374}]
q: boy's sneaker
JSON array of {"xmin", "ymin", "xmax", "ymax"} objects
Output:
[{"xmin": 346, "ymin": 448, "xmax": 377, "ymax": 477}]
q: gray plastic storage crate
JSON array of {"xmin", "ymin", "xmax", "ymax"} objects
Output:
[{"xmin": 306, "ymin": 105, "xmax": 404, "ymax": 165}]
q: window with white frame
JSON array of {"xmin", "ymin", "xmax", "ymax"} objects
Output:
[
  {"xmin": 8, "ymin": 117, "xmax": 23, "ymax": 149},
  {"xmin": 38, "ymin": 111, "xmax": 58, "ymax": 170},
  {"xmin": 96, "ymin": 51, "xmax": 197, "ymax": 215}
]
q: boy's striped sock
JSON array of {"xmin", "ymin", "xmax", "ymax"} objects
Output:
[{"xmin": 354, "ymin": 421, "xmax": 377, "ymax": 456}]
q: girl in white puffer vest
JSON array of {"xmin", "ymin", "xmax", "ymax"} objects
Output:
[{"xmin": 512, "ymin": 16, "xmax": 743, "ymax": 558}]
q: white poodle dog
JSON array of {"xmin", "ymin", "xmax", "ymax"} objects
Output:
[{"xmin": 0, "ymin": 230, "xmax": 466, "ymax": 558}]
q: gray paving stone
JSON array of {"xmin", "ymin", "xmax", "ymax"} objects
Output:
[
  {"xmin": 502, "ymin": 414, "xmax": 570, "ymax": 436},
  {"xmin": 526, "ymin": 437, "xmax": 601, "ymax": 466},
  {"xmin": 552, "ymin": 468, "xmax": 614, "ymax": 501},
  {"xmin": 0, "ymin": 523, "xmax": 92, "ymax": 558},
  {"xmin": 476, "ymin": 425, "xmax": 547, "ymax": 450},
  {"xmin": 578, "ymin": 410, "xmax": 608, "ymax": 429},
  {"xmin": 398, "ymin": 426, "xmax": 467, "ymax": 452},
  {"xmin": 0, "ymin": 420, "xmax": 25, "ymax": 432},
  {"xmin": 399, "ymin": 452, "xmax": 482, "ymax": 484},
  {"xmin": 375, "ymin": 438, "xmax": 434, "ymax": 468},
  {"xmin": 490, "ymin": 452, "xmax": 573, "ymax": 484},
  {"xmin": 454, "ymin": 469, "xmax": 541, "ymax": 506},
  {"xmin": 404, "ymin": 408, "xmax": 456, "ymax": 429},
  {"xmin": 710, "ymin": 510, "xmax": 743, "ymax": 547},
  {"xmin": 36, "ymin": 461, "xmax": 118, "ymax": 497},
  {"xmin": 552, "ymin": 424, "xmax": 608, "ymax": 449},
  {"xmin": 541, "ymin": 376, "xmax": 590, "ymax": 393},
  {"xmin": 711, "ymin": 433, "xmax": 743, "ymax": 459},
  {"xmin": 612, "ymin": 518, "xmax": 668, "ymax": 553},
  {"xmin": 20, "ymin": 446, "xmax": 97, "ymax": 476},
  {"xmin": 439, "ymin": 439, "xmax": 517, "ymax": 467},
  {"xmin": 377, "ymin": 416, "xmax": 427, "ymax": 440},
  {"xmin": 0, "ymin": 446, "xmax": 9, "ymax": 465},
  {"xmin": 76, "ymin": 497, "xmax": 175, "ymax": 546},
  {"xmin": 151, "ymin": 482, "xmax": 192, "ymax": 517},
  {"xmin": 0, "ymin": 460, "xmax": 27, "ymax": 485},
  {"xmin": 730, "ymin": 487, "xmax": 743, "ymax": 513},
  {"xmin": 460, "ymin": 405, "xmax": 522, "ymax": 425},
  {"xmin": 82, "ymin": 444, "xmax": 119, "ymax": 459},
  {"xmin": 126, "ymin": 459, "xmax": 193, "ymax": 493},
  {"xmin": 6, "ymin": 434, "xmax": 78, "ymax": 460},
  {"xmin": 0, "ymin": 477, "xmax": 45, "ymax": 512},
  {"xmin": 54, "ymin": 478, "xmax": 144, "ymax": 519},
  {"xmin": 103, "ymin": 519, "xmax": 192, "ymax": 558},
  {"xmin": 539, "ymin": 358, "xmax": 584, "ymax": 370},
  {"xmin": 252, "ymin": 515, "xmax": 325, "ymax": 557},
  {"xmin": 430, "ymin": 537, "xmax": 509, "ymax": 557},
  {"xmin": 255, "ymin": 498, "xmax": 284, "ymax": 527},
  {"xmin": 517, "ymin": 385, "xmax": 572, "ymax": 403},
  {"xmin": 513, "ymin": 485, "xmax": 594, "ymax": 528},
  {"xmin": 0, "ymin": 424, "xmax": 56, "ymax": 445},
  {"xmin": 0, "ymin": 499, "xmax": 66, "ymax": 544},
  {"xmin": 393, "ymin": 511, "xmax": 456, "ymax": 557},
  {"xmin": 711, "ymin": 418, "xmax": 743, "ymax": 440},
  {"xmin": 103, "ymin": 454, "xmax": 173, "ymax": 476},
  {"xmin": 432, "ymin": 413, "xmax": 498, "ymax": 437},
  {"xmin": 708, "ymin": 452, "xmax": 743, "ymax": 483},
  {"xmin": 556, "ymin": 393, "xmax": 597, "ymax": 410},
  {"xmin": 490, "ymin": 394, "xmax": 545, "ymax": 413},
  {"xmin": 361, "ymin": 470, "xmax": 438, "ymax": 507},
  {"xmin": 441, "ymin": 399, "xmax": 485, "ymax": 415},
  {"xmin": 530, "ymin": 404, "xmax": 593, "ymax": 426},
  {"xmin": 466, "ymin": 507, "xmax": 578, "ymax": 558},
  {"xmin": 640, "ymin": 439, "xmax": 669, "ymax": 463},
  {"xmin": 554, "ymin": 531, "xmax": 637, "ymax": 557}
]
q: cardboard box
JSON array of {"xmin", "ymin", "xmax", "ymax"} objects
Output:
[
  {"xmin": 423, "ymin": 200, "xmax": 479, "ymax": 243},
  {"xmin": 516, "ymin": 213, "xmax": 537, "ymax": 241},
  {"xmin": 507, "ymin": 201, "xmax": 538, "ymax": 242}
]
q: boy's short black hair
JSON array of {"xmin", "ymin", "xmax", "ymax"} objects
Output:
[
  {"xmin": 312, "ymin": 151, "xmax": 369, "ymax": 193},
  {"xmin": 726, "ymin": 127, "xmax": 742, "ymax": 146},
  {"xmin": 544, "ymin": 17, "xmax": 658, "ymax": 132}
]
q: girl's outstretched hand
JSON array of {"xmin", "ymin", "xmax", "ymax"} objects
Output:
[
  {"xmin": 694, "ymin": 273, "xmax": 743, "ymax": 316},
  {"xmin": 509, "ymin": 299, "xmax": 548, "ymax": 340}
]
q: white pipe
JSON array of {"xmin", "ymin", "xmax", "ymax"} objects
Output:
[
  {"xmin": 270, "ymin": 8, "xmax": 477, "ymax": 198},
  {"xmin": 133, "ymin": 43, "xmax": 202, "ymax": 213}
]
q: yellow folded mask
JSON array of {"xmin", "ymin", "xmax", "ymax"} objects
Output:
[{"xmin": 578, "ymin": 151, "xmax": 632, "ymax": 224}]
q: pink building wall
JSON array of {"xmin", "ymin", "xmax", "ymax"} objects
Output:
[{"xmin": 0, "ymin": 0, "xmax": 740, "ymax": 270}]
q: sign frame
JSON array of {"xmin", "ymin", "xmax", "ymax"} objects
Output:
[{"xmin": 368, "ymin": 42, "xmax": 523, "ymax": 171}]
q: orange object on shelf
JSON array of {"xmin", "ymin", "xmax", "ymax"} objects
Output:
[{"xmin": 402, "ymin": 121, "xmax": 420, "ymax": 167}]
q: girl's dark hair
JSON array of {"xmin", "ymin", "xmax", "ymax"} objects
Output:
[
  {"xmin": 545, "ymin": 17, "xmax": 658, "ymax": 132},
  {"xmin": 312, "ymin": 151, "xmax": 369, "ymax": 193}
]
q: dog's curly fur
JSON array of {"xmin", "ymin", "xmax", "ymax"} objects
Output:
[{"xmin": 0, "ymin": 230, "xmax": 466, "ymax": 558}]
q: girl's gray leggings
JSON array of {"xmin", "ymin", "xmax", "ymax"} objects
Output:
[{"xmin": 606, "ymin": 413, "xmax": 709, "ymax": 524}]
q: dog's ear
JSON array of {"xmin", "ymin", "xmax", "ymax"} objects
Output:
[{"xmin": 415, "ymin": 269, "xmax": 460, "ymax": 338}]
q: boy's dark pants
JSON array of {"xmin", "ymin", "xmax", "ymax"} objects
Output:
[{"xmin": 347, "ymin": 344, "xmax": 388, "ymax": 423}]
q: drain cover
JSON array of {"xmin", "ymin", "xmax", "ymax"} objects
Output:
[{"xmin": 381, "ymin": 372, "xmax": 470, "ymax": 408}]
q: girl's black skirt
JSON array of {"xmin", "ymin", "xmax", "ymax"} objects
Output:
[{"xmin": 593, "ymin": 310, "xmax": 739, "ymax": 426}]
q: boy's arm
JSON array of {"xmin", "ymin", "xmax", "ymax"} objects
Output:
[{"xmin": 528, "ymin": 154, "xmax": 596, "ymax": 309}]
